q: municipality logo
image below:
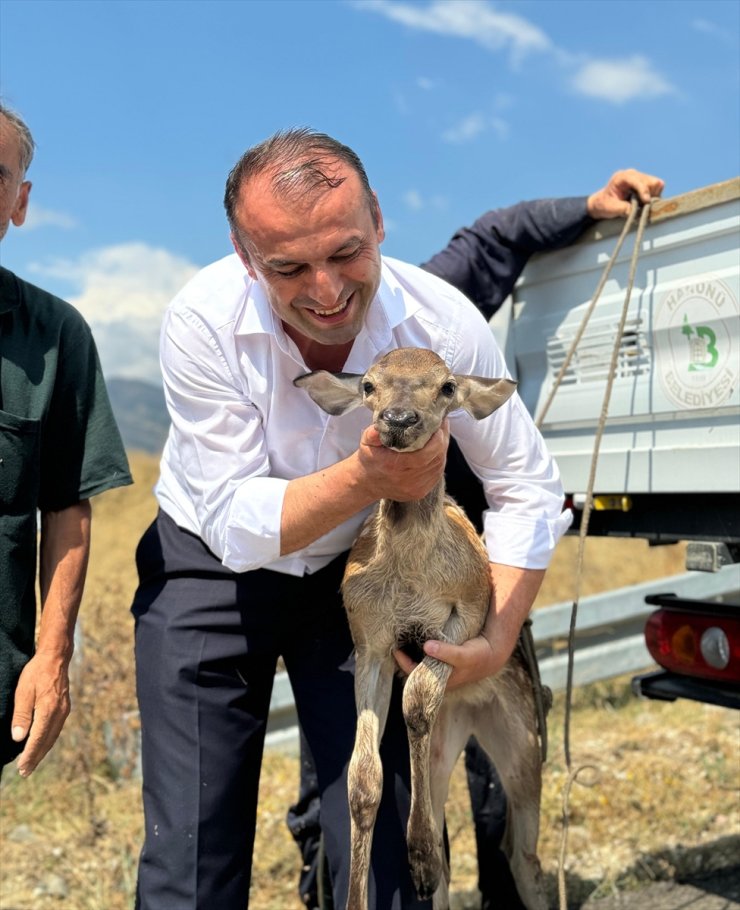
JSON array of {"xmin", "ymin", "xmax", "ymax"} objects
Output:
[{"xmin": 655, "ymin": 278, "xmax": 739, "ymax": 410}]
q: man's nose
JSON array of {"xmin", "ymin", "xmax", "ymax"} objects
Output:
[{"xmin": 307, "ymin": 266, "xmax": 343, "ymax": 308}]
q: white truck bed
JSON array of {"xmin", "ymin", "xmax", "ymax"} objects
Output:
[{"xmin": 495, "ymin": 178, "xmax": 740, "ymax": 497}]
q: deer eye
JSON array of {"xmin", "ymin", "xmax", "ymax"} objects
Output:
[
  {"xmin": 440, "ymin": 381, "xmax": 456, "ymax": 397},
  {"xmin": 362, "ymin": 381, "xmax": 375, "ymax": 395}
]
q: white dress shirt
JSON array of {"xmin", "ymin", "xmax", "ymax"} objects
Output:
[{"xmin": 155, "ymin": 252, "xmax": 572, "ymax": 576}]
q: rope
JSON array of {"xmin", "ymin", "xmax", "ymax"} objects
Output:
[
  {"xmin": 535, "ymin": 203, "xmax": 640, "ymax": 431},
  {"xmin": 541, "ymin": 198, "xmax": 656, "ymax": 910}
]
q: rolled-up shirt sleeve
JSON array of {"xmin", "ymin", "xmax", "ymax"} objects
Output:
[
  {"xmin": 157, "ymin": 306, "xmax": 287, "ymax": 571},
  {"xmin": 451, "ymin": 392, "xmax": 572, "ymax": 569}
]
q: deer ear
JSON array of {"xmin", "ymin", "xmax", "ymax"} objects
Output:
[
  {"xmin": 294, "ymin": 371, "xmax": 365, "ymax": 416},
  {"xmin": 454, "ymin": 376, "xmax": 517, "ymax": 420}
]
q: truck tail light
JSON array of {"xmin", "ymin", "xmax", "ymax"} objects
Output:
[{"xmin": 645, "ymin": 608, "xmax": 740, "ymax": 683}]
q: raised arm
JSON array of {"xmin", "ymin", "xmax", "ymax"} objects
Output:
[
  {"xmin": 421, "ymin": 197, "xmax": 591, "ymax": 319},
  {"xmin": 421, "ymin": 168, "xmax": 664, "ymax": 319}
]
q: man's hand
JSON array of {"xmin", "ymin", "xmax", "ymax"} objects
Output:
[
  {"xmin": 394, "ymin": 632, "xmax": 511, "ymax": 689},
  {"xmin": 587, "ymin": 168, "xmax": 665, "ymax": 220},
  {"xmin": 13, "ymin": 501, "xmax": 90, "ymax": 777},
  {"xmin": 395, "ymin": 563, "xmax": 545, "ymax": 691},
  {"xmin": 357, "ymin": 420, "xmax": 450, "ymax": 503},
  {"xmin": 12, "ymin": 652, "xmax": 72, "ymax": 777},
  {"xmin": 281, "ymin": 420, "xmax": 450, "ymax": 556}
]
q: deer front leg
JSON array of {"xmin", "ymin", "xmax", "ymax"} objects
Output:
[{"xmin": 346, "ymin": 651, "xmax": 395, "ymax": 910}]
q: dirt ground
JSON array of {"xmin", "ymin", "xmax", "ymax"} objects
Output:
[{"xmin": 1, "ymin": 452, "xmax": 738, "ymax": 910}]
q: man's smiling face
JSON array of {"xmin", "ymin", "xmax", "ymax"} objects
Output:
[{"xmin": 231, "ymin": 159, "xmax": 385, "ymax": 359}]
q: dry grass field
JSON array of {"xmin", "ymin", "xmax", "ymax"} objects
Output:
[{"xmin": 0, "ymin": 451, "xmax": 738, "ymax": 910}]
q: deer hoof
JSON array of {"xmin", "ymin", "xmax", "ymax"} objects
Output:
[{"xmin": 408, "ymin": 841, "xmax": 441, "ymax": 901}]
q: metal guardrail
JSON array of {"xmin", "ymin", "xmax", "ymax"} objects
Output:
[
  {"xmin": 97, "ymin": 565, "xmax": 740, "ymax": 769},
  {"xmin": 265, "ymin": 564, "xmax": 740, "ymax": 752}
]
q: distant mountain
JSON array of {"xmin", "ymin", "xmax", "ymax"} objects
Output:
[{"xmin": 107, "ymin": 377, "xmax": 170, "ymax": 454}]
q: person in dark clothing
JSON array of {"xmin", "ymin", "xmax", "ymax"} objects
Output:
[
  {"xmin": 0, "ymin": 103, "xmax": 132, "ymax": 780},
  {"xmin": 286, "ymin": 170, "xmax": 665, "ymax": 910}
]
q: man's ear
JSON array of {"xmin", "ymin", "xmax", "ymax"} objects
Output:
[
  {"xmin": 231, "ymin": 232, "xmax": 258, "ymax": 280},
  {"xmin": 11, "ymin": 181, "xmax": 31, "ymax": 228},
  {"xmin": 371, "ymin": 191, "xmax": 385, "ymax": 244}
]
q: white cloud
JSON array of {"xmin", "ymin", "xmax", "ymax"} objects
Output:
[
  {"xmin": 355, "ymin": 1, "xmax": 675, "ymax": 106},
  {"xmin": 403, "ymin": 189, "xmax": 424, "ymax": 210},
  {"xmin": 442, "ymin": 112, "xmax": 486, "ymax": 144},
  {"xmin": 400, "ymin": 190, "xmax": 449, "ymax": 212},
  {"xmin": 353, "ymin": 0, "xmax": 550, "ymax": 62},
  {"xmin": 442, "ymin": 112, "xmax": 509, "ymax": 144},
  {"xmin": 570, "ymin": 55, "xmax": 676, "ymax": 104},
  {"xmin": 30, "ymin": 243, "xmax": 199, "ymax": 383},
  {"xmin": 691, "ymin": 17, "xmax": 737, "ymax": 45},
  {"xmin": 23, "ymin": 204, "xmax": 78, "ymax": 230},
  {"xmin": 416, "ymin": 76, "xmax": 436, "ymax": 90}
]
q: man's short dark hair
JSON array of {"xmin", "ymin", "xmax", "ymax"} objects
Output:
[
  {"xmin": 224, "ymin": 128, "xmax": 378, "ymax": 249},
  {"xmin": 0, "ymin": 102, "xmax": 35, "ymax": 176}
]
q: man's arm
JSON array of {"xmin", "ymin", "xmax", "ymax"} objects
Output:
[
  {"xmin": 421, "ymin": 168, "xmax": 664, "ymax": 319},
  {"xmin": 403, "ymin": 168, "xmax": 665, "ymax": 684},
  {"xmin": 281, "ymin": 424, "xmax": 449, "ymax": 555},
  {"xmin": 12, "ymin": 501, "xmax": 91, "ymax": 777},
  {"xmin": 418, "ymin": 563, "xmax": 545, "ymax": 689},
  {"xmin": 421, "ymin": 197, "xmax": 592, "ymax": 319}
]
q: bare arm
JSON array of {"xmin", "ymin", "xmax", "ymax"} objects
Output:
[
  {"xmin": 281, "ymin": 423, "xmax": 449, "ymax": 555},
  {"xmin": 397, "ymin": 563, "xmax": 545, "ymax": 689},
  {"xmin": 13, "ymin": 501, "xmax": 91, "ymax": 777}
]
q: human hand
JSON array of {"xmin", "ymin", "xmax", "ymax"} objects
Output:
[
  {"xmin": 587, "ymin": 168, "xmax": 665, "ymax": 219},
  {"xmin": 357, "ymin": 419, "xmax": 450, "ymax": 502},
  {"xmin": 395, "ymin": 563, "xmax": 544, "ymax": 689},
  {"xmin": 12, "ymin": 651, "xmax": 72, "ymax": 777},
  {"xmin": 393, "ymin": 632, "xmax": 513, "ymax": 691}
]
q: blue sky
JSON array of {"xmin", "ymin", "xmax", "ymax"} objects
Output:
[{"xmin": 1, "ymin": 0, "xmax": 738, "ymax": 384}]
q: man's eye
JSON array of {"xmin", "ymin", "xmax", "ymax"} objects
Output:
[
  {"xmin": 332, "ymin": 247, "xmax": 360, "ymax": 262},
  {"xmin": 275, "ymin": 266, "xmax": 303, "ymax": 278}
]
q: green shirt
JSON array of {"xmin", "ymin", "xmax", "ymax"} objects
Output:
[{"xmin": 0, "ymin": 266, "xmax": 133, "ymax": 763}]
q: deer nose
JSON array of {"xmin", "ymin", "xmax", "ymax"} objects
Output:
[{"xmin": 381, "ymin": 408, "xmax": 419, "ymax": 428}]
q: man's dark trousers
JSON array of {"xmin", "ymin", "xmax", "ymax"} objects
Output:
[{"xmin": 132, "ymin": 509, "xmax": 433, "ymax": 910}]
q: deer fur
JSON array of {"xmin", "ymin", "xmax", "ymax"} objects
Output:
[{"xmin": 294, "ymin": 347, "xmax": 548, "ymax": 910}]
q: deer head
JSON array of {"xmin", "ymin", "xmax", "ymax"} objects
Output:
[{"xmin": 294, "ymin": 347, "xmax": 517, "ymax": 451}]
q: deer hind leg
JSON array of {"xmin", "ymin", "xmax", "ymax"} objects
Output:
[
  {"xmin": 472, "ymin": 674, "xmax": 548, "ymax": 910},
  {"xmin": 428, "ymin": 702, "xmax": 477, "ymax": 910},
  {"xmin": 346, "ymin": 652, "xmax": 395, "ymax": 910},
  {"xmin": 403, "ymin": 609, "xmax": 468, "ymax": 902}
]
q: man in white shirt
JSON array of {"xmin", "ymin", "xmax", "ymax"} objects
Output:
[{"xmin": 131, "ymin": 128, "xmax": 663, "ymax": 910}]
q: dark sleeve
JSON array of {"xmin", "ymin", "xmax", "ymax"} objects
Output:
[
  {"xmin": 39, "ymin": 312, "xmax": 132, "ymax": 512},
  {"xmin": 420, "ymin": 196, "xmax": 594, "ymax": 319}
]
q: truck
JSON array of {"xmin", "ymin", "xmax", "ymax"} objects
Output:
[{"xmin": 492, "ymin": 176, "xmax": 740, "ymax": 710}]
